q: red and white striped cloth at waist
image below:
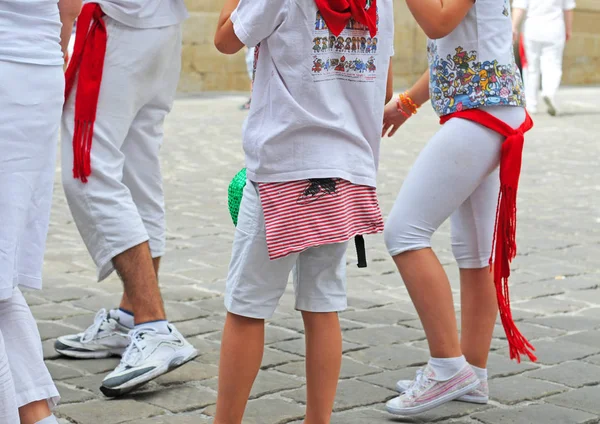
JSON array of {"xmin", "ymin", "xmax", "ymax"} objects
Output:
[{"xmin": 258, "ymin": 178, "xmax": 384, "ymax": 260}]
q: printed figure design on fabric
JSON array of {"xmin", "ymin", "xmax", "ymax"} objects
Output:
[
  {"xmin": 252, "ymin": 43, "xmax": 260, "ymax": 83},
  {"xmin": 297, "ymin": 178, "xmax": 339, "ymax": 205},
  {"xmin": 428, "ymin": 43, "xmax": 525, "ymax": 116},
  {"xmin": 311, "ymin": 7, "xmax": 379, "ymax": 82},
  {"xmin": 502, "ymin": 0, "xmax": 509, "ymax": 17}
]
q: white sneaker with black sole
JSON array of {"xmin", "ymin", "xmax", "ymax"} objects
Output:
[
  {"xmin": 100, "ymin": 324, "xmax": 198, "ymax": 397},
  {"xmin": 543, "ymin": 96, "xmax": 557, "ymax": 116},
  {"xmin": 55, "ymin": 309, "xmax": 130, "ymax": 359}
]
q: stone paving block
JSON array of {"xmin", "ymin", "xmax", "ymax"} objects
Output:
[
  {"xmin": 203, "ymin": 369, "xmax": 303, "ymax": 398},
  {"xmin": 31, "ymin": 303, "xmax": 89, "ymax": 321},
  {"xmin": 343, "ymin": 326, "xmax": 424, "ymax": 346},
  {"xmin": 160, "ymin": 286, "xmax": 215, "ymax": 302},
  {"xmin": 155, "ymin": 362, "xmax": 219, "ymax": 385},
  {"xmin": 399, "ymin": 400, "xmax": 492, "ymax": 422},
  {"xmin": 584, "ymin": 353, "xmax": 600, "ymax": 366},
  {"xmin": 165, "ymin": 302, "xmax": 209, "ymax": 322},
  {"xmin": 546, "ymin": 386, "xmax": 600, "ymax": 415},
  {"xmin": 358, "ymin": 367, "xmax": 422, "ymax": 391},
  {"xmin": 204, "ymin": 398, "xmax": 305, "ymax": 424},
  {"xmin": 530, "ymin": 315, "xmax": 600, "ymax": 331},
  {"xmin": 580, "ymin": 307, "xmax": 600, "ymax": 318},
  {"xmin": 192, "ymin": 296, "xmax": 227, "ymax": 315},
  {"xmin": 72, "ymin": 293, "xmax": 123, "ymax": 312},
  {"xmin": 133, "ymin": 414, "xmax": 211, "ymax": 424},
  {"xmin": 57, "ymin": 399, "xmax": 165, "ymax": 424},
  {"xmin": 504, "ymin": 340, "xmax": 600, "ymax": 365},
  {"xmin": 43, "ymin": 339, "xmax": 62, "ymax": 360},
  {"xmin": 473, "ymin": 403, "xmax": 597, "ymax": 424},
  {"xmin": 41, "ymin": 286, "xmax": 97, "ymax": 302},
  {"xmin": 260, "ymin": 347, "xmax": 303, "ymax": 369},
  {"xmin": 276, "ymin": 356, "xmax": 382, "ymax": 379},
  {"xmin": 134, "ymin": 385, "xmax": 217, "ymax": 413},
  {"xmin": 492, "ymin": 322, "xmax": 566, "ymax": 340},
  {"xmin": 329, "ymin": 408, "xmax": 391, "ymax": 424},
  {"xmin": 510, "ymin": 281, "xmax": 565, "ymax": 300},
  {"xmin": 558, "ymin": 330, "xmax": 600, "ymax": 348},
  {"xmin": 54, "ymin": 357, "xmax": 121, "ymax": 374},
  {"xmin": 64, "ymin": 373, "xmax": 107, "ymax": 396},
  {"xmin": 515, "ymin": 297, "xmax": 589, "ymax": 314},
  {"xmin": 37, "ymin": 321, "xmax": 81, "ymax": 341},
  {"xmin": 488, "ymin": 375, "xmax": 567, "ymax": 404},
  {"xmin": 271, "ymin": 338, "xmax": 363, "ymax": 357},
  {"xmin": 60, "ymin": 312, "xmax": 96, "ymax": 330},
  {"xmin": 46, "ymin": 361, "xmax": 85, "ymax": 380},
  {"xmin": 55, "ymin": 382, "xmax": 95, "ymax": 404},
  {"xmin": 22, "ymin": 291, "xmax": 49, "ymax": 306},
  {"xmin": 347, "ymin": 345, "xmax": 427, "ymax": 370},
  {"xmin": 284, "ymin": 379, "xmax": 396, "ymax": 411},
  {"xmin": 527, "ymin": 361, "xmax": 600, "ymax": 388},
  {"xmin": 266, "ymin": 325, "xmax": 302, "ymax": 345},
  {"xmin": 485, "ymin": 353, "xmax": 538, "ymax": 378},
  {"xmin": 174, "ymin": 318, "xmax": 223, "ymax": 337},
  {"xmin": 340, "ymin": 308, "xmax": 416, "ymax": 325},
  {"xmin": 565, "ymin": 288, "xmax": 600, "ymax": 304}
]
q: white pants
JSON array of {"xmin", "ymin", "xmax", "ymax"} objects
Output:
[
  {"xmin": 523, "ymin": 36, "xmax": 565, "ymax": 109},
  {"xmin": 0, "ymin": 61, "xmax": 63, "ymax": 299},
  {"xmin": 0, "ymin": 288, "xmax": 59, "ymax": 422},
  {"xmin": 384, "ymin": 107, "xmax": 526, "ymax": 268},
  {"xmin": 62, "ymin": 18, "xmax": 182, "ymax": 281}
]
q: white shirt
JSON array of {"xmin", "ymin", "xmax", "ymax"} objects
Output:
[
  {"xmin": 89, "ymin": 0, "xmax": 188, "ymax": 29},
  {"xmin": 428, "ymin": 0, "xmax": 525, "ymax": 116},
  {"xmin": 0, "ymin": 0, "xmax": 63, "ymax": 66},
  {"xmin": 231, "ymin": 0, "xmax": 394, "ymax": 188},
  {"xmin": 513, "ymin": 0, "xmax": 576, "ymax": 42}
]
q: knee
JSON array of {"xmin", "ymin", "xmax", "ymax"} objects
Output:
[
  {"xmin": 451, "ymin": 240, "xmax": 490, "ymax": 269},
  {"xmin": 384, "ymin": 217, "xmax": 433, "ymax": 257}
]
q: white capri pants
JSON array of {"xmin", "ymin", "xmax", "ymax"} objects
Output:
[
  {"xmin": 0, "ymin": 288, "xmax": 60, "ymax": 422},
  {"xmin": 384, "ymin": 106, "xmax": 526, "ymax": 268},
  {"xmin": 523, "ymin": 36, "xmax": 565, "ymax": 110},
  {"xmin": 62, "ymin": 18, "xmax": 182, "ymax": 281}
]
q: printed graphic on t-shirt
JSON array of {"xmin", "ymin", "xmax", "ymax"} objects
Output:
[
  {"xmin": 428, "ymin": 43, "xmax": 525, "ymax": 116},
  {"xmin": 502, "ymin": 0, "xmax": 510, "ymax": 16},
  {"xmin": 252, "ymin": 43, "xmax": 260, "ymax": 83},
  {"xmin": 311, "ymin": 10, "xmax": 379, "ymax": 83}
]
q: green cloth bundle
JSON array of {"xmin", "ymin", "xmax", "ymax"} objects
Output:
[{"xmin": 228, "ymin": 168, "xmax": 247, "ymax": 226}]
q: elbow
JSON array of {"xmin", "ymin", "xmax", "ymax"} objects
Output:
[
  {"xmin": 60, "ymin": 0, "xmax": 82, "ymax": 21},
  {"xmin": 385, "ymin": 91, "xmax": 393, "ymax": 104},
  {"xmin": 424, "ymin": 26, "xmax": 452, "ymax": 40},
  {"xmin": 214, "ymin": 30, "xmax": 244, "ymax": 55},
  {"xmin": 214, "ymin": 38, "xmax": 236, "ymax": 55}
]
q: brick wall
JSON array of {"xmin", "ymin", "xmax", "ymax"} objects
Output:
[{"xmin": 181, "ymin": 0, "xmax": 600, "ymax": 92}]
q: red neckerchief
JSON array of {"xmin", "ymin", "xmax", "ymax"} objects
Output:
[
  {"xmin": 64, "ymin": 3, "xmax": 107, "ymax": 183},
  {"xmin": 441, "ymin": 108, "xmax": 536, "ymax": 363},
  {"xmin": 314, "ymin": 0, "xmax": 378, "ymax": 37}
]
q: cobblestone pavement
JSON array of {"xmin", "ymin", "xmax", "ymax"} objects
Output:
[{"xmin": 31, "ymin": 87, "xmax": 600, "ymax": 424}]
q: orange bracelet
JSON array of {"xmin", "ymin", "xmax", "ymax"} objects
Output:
[
  {"xmin": 396, "ymin": 98, "xmax": 411, "ymax": 118},
  {"xmin": 399, "ymin": 92, "xmax": 419, "ymax": 115}
]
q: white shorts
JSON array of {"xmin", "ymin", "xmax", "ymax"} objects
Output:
[
  {"xmin": 61, "ymin": 18, "xmax": 182, "ymax": 281},
  {"xmin": 225, "ymin": 182, "xmax": 348, "ymax": 319},
  {"xmin": 0, "ymin": 61, "xmax": 63, "ymax": 299},
  {"xmin": 0, "ymin": 288, "xmax": 59, "ymax": 422}
]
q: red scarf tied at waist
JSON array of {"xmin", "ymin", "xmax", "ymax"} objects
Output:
[
  {"xmin": 440, "ymin": 108, "xmax": 536, "ymax": 363},
  {"xmin": 64, "ymin": 3, "xmax": 107, "ymax": 183},
  {"xmin": 314, "ymin": 0, "xmax": 378, "ymax": 37}
]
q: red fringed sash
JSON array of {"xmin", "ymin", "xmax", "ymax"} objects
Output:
[
  {"xmin": 314, "ymin": 0, "xmax": 378, "ymax": 37},
  {"xmin": 64, "ymin": 3, "xmax": 107, "ymax": 183},
  {"xmin": 440, "ymin": 108, "xmax": 536, "ymax": 363}
]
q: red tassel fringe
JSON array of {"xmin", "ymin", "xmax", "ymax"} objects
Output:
[{"xmin": 72, "ymin": 120, "xmax": 94, "ymax": 183}]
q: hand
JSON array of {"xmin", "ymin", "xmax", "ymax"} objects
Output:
[
  {"xmin": 512, "ymin": 27, "xmax": 519, "ymax": 43},
  {"xmin": 382, "ymin": 100, "xmax": 410, "ymax": 137}
]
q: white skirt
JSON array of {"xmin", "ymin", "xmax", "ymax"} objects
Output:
[{"xmin": 0, "ymin": 60, "xmax": 64, "ymax": 300}]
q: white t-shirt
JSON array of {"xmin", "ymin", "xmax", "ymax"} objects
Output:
[
  {"xmin": 89, "ymin": 0, "xmax": 188, "ymax": 29},
  {"xmin": 513, "ymin": 0, "xmax": 576, "ymax": 42},
  {"xmin": 0, "ymin": 0, "xmax": 63, "ymax": 66},
  {"xmin": 428, "ymin": 0, "xmax": 525, "ymax": 117},
  {"xmin": 231, "ymin": 0, "xmax": 394, "ymax": 188}
]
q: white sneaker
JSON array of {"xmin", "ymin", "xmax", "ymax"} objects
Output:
[
  {"xmin": 543, "ymin": 96, "xmax": 557, "ymax": 116},
  {"xmin": 386, "ymin": 364, "xmax": 479, "ymax": 416},
  {"xmin": 55, "ymin": 309, "xmax": 130, "ymax": 359},
  {"xmin": 100, "ymin": 324, "xmax": 198, "ymax": 397},
  {"xmin": 396, "ymin": 368, "xmax": 489, "ymax": 404}
]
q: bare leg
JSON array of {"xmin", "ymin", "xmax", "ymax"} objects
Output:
[
  {"xmin": 152, "ymin": 257, "xmax": 161, "ymax": 276},
  {"xmin": 117, "ymin": 256, "xmax": 161, "ymax": 314},
  {"xmin": 214, "ymin": 313, "xmax": 265, "ymax": 424},
  {"xmin": 303, "ymin": 311, "xmax": 342, "ymax": 424},
  {"xmin": 392, "ymin": 249, "xmax": 462, "ymax": 358},
  {"xmin": 18, "ymin": 400, "xmax": 51, "ymax": 424},
  {"xmin": 112, "ymin": 242, "xmax": 165, "ymax": 325},
  {"xmin": 460, "ymin": 267, "xmax": 498, "ymax": 368}
]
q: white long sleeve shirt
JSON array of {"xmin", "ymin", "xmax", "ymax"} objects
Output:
[{"xmin": 513, "ymin": 0, "xmax": 576, "ymax": 42}]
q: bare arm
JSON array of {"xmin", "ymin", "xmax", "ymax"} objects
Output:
[
  {"xmin": 58, "ymin": 0, "xmax": 82, "ymax": 62},
  {"xmin": 405, "ymin": 0, "xmax": 474, "ymax": 40},
  {"xmin": 564, "ymin": 9, "xmax": 574, "ymax": 41},
  {"xmin": 386, "ymin": 62, "xmax": 394, "ymax": 104},
  {"xmin": 405, "ymin": 69, "xmax": 430, "ymax": 107},
  {"xmin": 382, "ymin": 69, "xmax": 430, "ymax": 137},
  {"xmin": 214, "ymin": 0, "xmax": 244, "ymax": 54},
  {"xmin": 512, "ymin": 8, "xmax": 526, "ymax": 42}
]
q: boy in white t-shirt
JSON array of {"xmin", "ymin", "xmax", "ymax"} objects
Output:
[
  {"xmin": 214, "ymin": 0, "xmax": 394, "ymax": 422},
  {"xmin": 55, "ymin": 0, "xmax": 198, "ymax": 397}
]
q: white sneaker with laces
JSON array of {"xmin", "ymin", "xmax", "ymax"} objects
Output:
[
  {"xmin": 386, "ymin": 364, "xmax": 479, "ymax": 415},
  {"xmin": 100, "ymin": 324, "xmax": 198, "ymax": 397},
  {"xmin": 396, "ymin": 368, "xmax": 489, "ymax": 404},
  {"xmin": 54, "ymin": 309, "xmax": 130, "ymax": 359}
]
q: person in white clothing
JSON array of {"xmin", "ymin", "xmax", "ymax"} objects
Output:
[
  {"xmin": 512, "ymin": 0, "xmax": 576, "ymax": 115},
  {"xmin": 55, "ymin": 0, "xmax": 198, "ymax": 397},
  {"xmin": 0, "ymin": 0, "xmax": 80, "ymax": 422}
]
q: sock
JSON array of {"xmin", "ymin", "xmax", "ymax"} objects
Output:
[
  {"xmin": 471, "ymin": 364, "xmax": 488, "ymax": 381},
  {"xmin": 135, "ymin": 320, "xmax": 170, "ymax": 335},
  {"xmin": 36, "ymin": 415, "xmax": 59, "ymax": 424},
  {"xmin": 113, "ymin": 308, "xmax": 134, "ymax": 329},
  {"xmin": 428, "ymin": 355, "xmax": 468, "ymax": 381}
]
